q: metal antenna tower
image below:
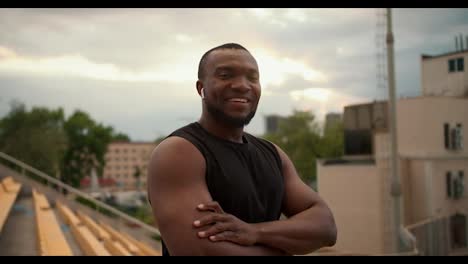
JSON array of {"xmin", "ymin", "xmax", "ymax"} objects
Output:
[{"xmin": 376, "ymin": 8, "xmax": 388, "ymax": 100}]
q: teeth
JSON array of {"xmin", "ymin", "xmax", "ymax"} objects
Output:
[{"xmin": 229, "ymin": 98, "xmax": 248, "ymax": 103}]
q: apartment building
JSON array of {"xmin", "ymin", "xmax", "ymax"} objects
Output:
[
  {"xmin": 102, "ymin": 141, "xmax": 157, "ymax": 190},
  {"xmin": 421, "ymin": 50, "xmax": 468, "ymax": 97},
  {"xmin": 317, "ymin": 48, "xmax": 468, "ymax": 255}
]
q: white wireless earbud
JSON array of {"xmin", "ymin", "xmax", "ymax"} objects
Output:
[{"xmin": 201, "ymin": 88, "xmax": 205, "ymax": 99}]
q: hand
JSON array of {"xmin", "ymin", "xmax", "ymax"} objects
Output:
[{"xmin": 193, "ymin": 201, "xmax": 259, "ymax": 246}]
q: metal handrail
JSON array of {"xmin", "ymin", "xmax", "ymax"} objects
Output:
[
  {"xmin": 399, "ymin": 225, "xmax": 419, "ymax": 255},
  {"xmin": 0, "ymin": 151, "xmax": 160, "ymax": 237}
]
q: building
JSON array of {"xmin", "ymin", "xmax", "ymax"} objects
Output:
[
  {"xmin": 421, "ymin": 49, "xmax": 467, "ymax": 97},
  {"xmin": 101, "ymin": 141, "xmax": 157, "ymax": 191},
  {"xmin": 264, "ymin": 114, "xmax": 286, "ymax": 134},
  {"xmin": 317, "ymin": 48, "xmax": 468, "ymax": 255},
  {"xmin": 342, "ymin": 101, "xmax": 387, "ymax": 156},
  {"xmin": 324, "ymin": 113, "xmax": 343, "ymax": 133}
]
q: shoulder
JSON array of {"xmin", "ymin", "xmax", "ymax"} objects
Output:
[
  {"xmin": 151, "ymin": 122, "xmax": 203, "ymax": 160},
  {"xmin": 147, "ymin": 136, "xmax": 207, "ymax": 204},
  {"xmin": 244, "ymin": 133, "xmax": 285, "ymax": 169},
  {"xmin": 150, "ymin": 136, "xmax": 203, "ymax": 166},
  {"xmin": 148, "ymin": 136, "xmax": 206, "ymax": 182}
]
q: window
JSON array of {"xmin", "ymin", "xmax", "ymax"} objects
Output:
[
  {"xmin": 450, "ymin": 214, "xmax": 467, "ymax": 249},
  {"xmin": 455, "ymin": 124, "xmax": 463, "ymax": 150},
  {"xmin": 444, "ymin": 123, "xmax": 450, "ymax": 149},
  {"xmin": 455, "ymin": 171, "xmax": 465, "ymax": 199},
  {"xmin": 445, "ymin": 123, "xmax": 464, "ymax": 151},
  {"xmin": 449, "ymin": 59, "xmax": 456, "ymax": 72},
  {"xmin": 449, "ymin": 57, "xmax": 465, "ymax": 73},
  {"xmin": 447, "ymin": 171, "xmax": 452, "ymax": 198},
  {"xmin": 344, "ymin": 129, "xmax": 372, "ymax": 155},
  {"xmin": 457, "ymin": 57, "xmax": 464, "ymax": 72},
  {"xmin": 447, "ymin": 170, "xmax": 465, "ymax": 200}
]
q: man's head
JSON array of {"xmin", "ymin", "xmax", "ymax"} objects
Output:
[{"xmin": 197, "ymin": 43, "xmax": 261, "ymax": 128}]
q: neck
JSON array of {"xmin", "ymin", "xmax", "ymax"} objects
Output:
[{"xmin": 198, "ymin": 114, "xmax": 245, "ymax": 143}]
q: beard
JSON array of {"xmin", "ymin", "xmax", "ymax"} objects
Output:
[{"xmin": 205, "ymin": 100, "xmax": 257, "ymax": 128}]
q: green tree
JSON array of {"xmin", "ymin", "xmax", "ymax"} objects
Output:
[
  {"xmin": 320, "ymin": 120, "xmax": 344, "ymax": 159},
  {"xmin": 135, "ymin": 204, "xmax": 155, "ymax": 225},
  {"xmin": 263, "ymin": 110, "xmax": 322, "ymax": 184},
  {"xmin": 0, "ymin": 102, "xmax": 67, "ymax": 176},
  {"xmin": 112, "ymin": 132, "xmax": 130, "ymax": 142},
  {"xmin": 62, "ymin": 110, "xmax": 115, "ymax": 187}
]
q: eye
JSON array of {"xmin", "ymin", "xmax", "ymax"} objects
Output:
[
  {"xmin": 218, "ymin": 72, "xmax": 231, "ymax": 79},
  {"xmin": 248, "ymin": 74, "xmax": 259, "ymax": 82}
]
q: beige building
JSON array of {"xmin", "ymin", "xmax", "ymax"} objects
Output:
[
  {"xmin": 317, "ymin": 50, "xmax": 468, "ymax": 255},
  {"xmin": 102, "ymin": 141, "xmax": 157, "ymax": 190},
  {"xmin": 421, "ymin": 50, "xmax": 467, "ymax": 97}
]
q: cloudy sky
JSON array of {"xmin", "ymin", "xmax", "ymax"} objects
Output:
[{"xmin": 1, "ymin": 8, "xmax": 467, "ymax": 141}]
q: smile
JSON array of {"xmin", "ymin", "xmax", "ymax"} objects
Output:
[{"xmin": 226, "ymin": 98, "xmax": 249, "ymax": 103}]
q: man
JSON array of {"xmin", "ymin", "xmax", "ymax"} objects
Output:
[{"xmin": 147, "ymin": 43, "xmax": 337, "ymax": 256}]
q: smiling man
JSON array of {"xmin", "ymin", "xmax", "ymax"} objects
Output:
[{"xmin": 147, "ymin": 43, "xmax": 337, "ymax": 256}]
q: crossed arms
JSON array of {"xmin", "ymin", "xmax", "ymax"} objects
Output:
[{"xmin": 147, "ymin": 136, "xmax": 337, "ymax": 256}]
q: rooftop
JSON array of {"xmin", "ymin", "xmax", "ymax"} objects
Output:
[
  {"xmin": 320, "ymin": 158, "xmax": 375, "ymax": 166},
  {"xmin": 422, "ymin": 49, "xmax": 468, "ymax": 60}
]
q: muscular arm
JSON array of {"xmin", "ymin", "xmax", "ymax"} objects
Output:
[
  {"xmin": 252, "ymin": 144, "xmax": 337, "ymax": 255},
  {"xmin": 147, "ymin": 136, "xmax": 286, "ymax": 256}
]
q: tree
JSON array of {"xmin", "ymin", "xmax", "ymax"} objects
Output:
[
  {"xmin": 320, "ymin": 120, "xmax": 344, "ymax": 159},
  {"xmin": 0, "ymin": 102, "xmax": 67, "ymax": 177},
  {"xmin": 263, "ymin": 110, "xmax": 322, "ymax": 184},
  {"xmin": 112, "ymin": 132, "xmax": 130, "ymax": 142},
  {"xmin": 62, "ymin": 110, "xmax": 115, "ymax": 187}
]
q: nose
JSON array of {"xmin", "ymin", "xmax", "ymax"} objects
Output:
[{"xmin": 230, "ymin": 76, "xmax": 251, "ymax": 93}]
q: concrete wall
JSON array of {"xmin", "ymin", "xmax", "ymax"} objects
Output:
[
  {"xmin": 426, "ymin": 160, "xmax": 468, "ymax": 217},
  {"xmin": 317, "ymin": 162, "xmax": 384, "ymax": 254},
  {"xmin": 421, "ymin": 51, "xmax": 468, "ymax": 97},
  {"xmin": 397, "ymin": 97, "xmax": 468, "ymax": 157},
  {"xmin": 407, "ymin": 160, "xmax": 429, "ymax": 223}
]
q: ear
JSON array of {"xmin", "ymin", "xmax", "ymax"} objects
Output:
[{"xmin": 196, "ymin": 80, "xmax": 203, "ymax": 98}]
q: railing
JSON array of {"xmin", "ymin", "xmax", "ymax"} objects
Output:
[
  {"xmin": 406, "ymin": 211, "xmax": 468, "ymax": 256},
  {"xmin": 396, "ymin": 225, "xmax": 419, "ymax": 256},
  {"xmin": 0, "ymin": 151, "xmax": 161, "ymax": 242}
]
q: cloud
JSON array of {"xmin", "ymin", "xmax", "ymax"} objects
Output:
[
  {"xmin": 254, "ymin": 48, "xmax": 328, "ymax": 90},
  {"xmin": 288, "ymin": 88, "xmax": 369, "ymax": 122},
  {"xmin": 0, "ymin": 45, "xmax": 199, "ymax": 83},
  {"xmin": 266, "ymin": 74, "xmax": 323, "ymax": 93},
  {"xmin": 1, "ymin": 8, "xmax": 467, "ymax": 139},
  {"xmin": 0, "ymin": 72, "xmax": 199, "ymax": 140}
]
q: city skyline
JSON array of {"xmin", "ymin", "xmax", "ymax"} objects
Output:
[{"xmin": 1, "ymin": 8, "xmax": 468, "ymax": 140}]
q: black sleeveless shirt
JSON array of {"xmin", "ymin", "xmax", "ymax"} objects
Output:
[{"xmin": 161, "ymin": 122, "xmax": 285, "ymax": 256}]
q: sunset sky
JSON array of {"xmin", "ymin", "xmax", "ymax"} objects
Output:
[{"xmin": 1, "ymin": 8, "xmax": 467, "ymax": 140}]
